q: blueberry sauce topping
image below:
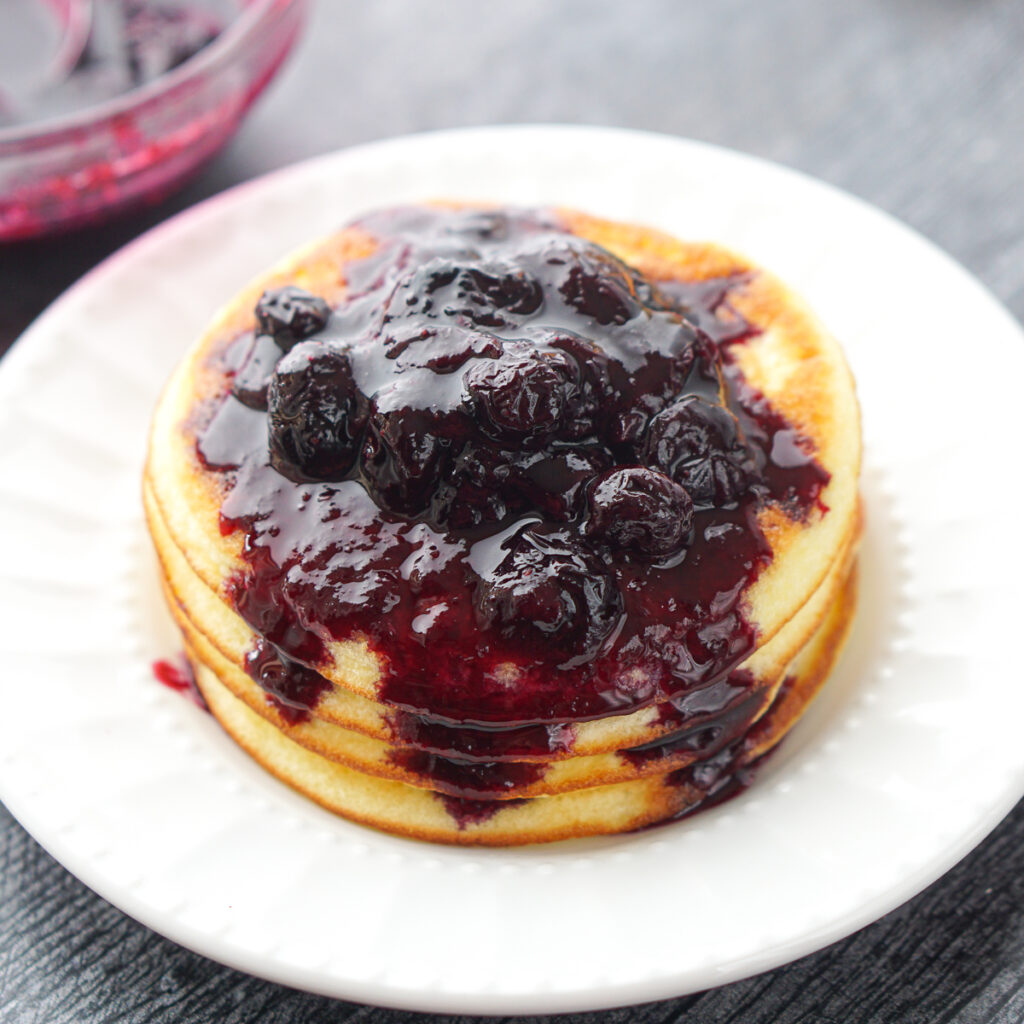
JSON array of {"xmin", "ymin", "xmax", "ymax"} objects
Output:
[
  {"xmin": 198, "ymin": 206, "xmax": 830, "ymax": 738},
  {"xmin": 388, "ymin": 669, "xmax": 787, "ymax": 829},
  {"xmin": 387, "ymin": 713, "xmax": 577, "ymax": 763},
  {"xmin": 620, "ymin": 669, "xmax": 764, "ymax": 768},
  {"xmin": 230, "ymin": 334, "xmax": 281, "ymax": 410},
  {"xmin": 391, "ymin": 749, "xmax": 545, "ymax": 801},
  {"xmin": 244, "ymin": 638, "xmax": 331, "ymax": 726},
  {"xmin": 383, "ymin": 667, "xmax": 766, "ymax": 800}
]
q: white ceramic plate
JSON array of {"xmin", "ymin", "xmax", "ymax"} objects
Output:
[{"xmin": 1, "ymin": 126, "xmax": 1023, "ymax": 1015}]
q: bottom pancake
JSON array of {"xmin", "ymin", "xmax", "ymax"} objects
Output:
[{"xmin": 189, "ymin": 564, "xmax": 858, "ymax": 846}]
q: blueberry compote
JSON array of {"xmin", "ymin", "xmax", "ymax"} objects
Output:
[{"xmin": 196, "ymin": 207, "xmax": 829, "ymax": 788}]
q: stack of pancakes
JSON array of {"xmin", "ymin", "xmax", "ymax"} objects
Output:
[{"xmin": 144, "ymin": 207, "xmax": 861, "ymax": 845}]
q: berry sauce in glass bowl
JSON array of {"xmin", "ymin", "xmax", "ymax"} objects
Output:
[{"xmin": 0, "ymin": 0, "xmax": 306, "ymax": 242}]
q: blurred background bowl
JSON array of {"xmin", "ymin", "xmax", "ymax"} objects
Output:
[{"xmin": 0, "ymin": 0, "xmax": 306, "ymax": 242}]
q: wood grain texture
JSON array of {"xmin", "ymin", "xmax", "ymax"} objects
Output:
[{"xmin": 2, "ymin": 0, "xmax": 1023, "ymax": 1020}]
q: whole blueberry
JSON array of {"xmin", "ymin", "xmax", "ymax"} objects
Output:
[
  {"xmin": 642, "ymin": 395, "xmax": 752, "ymax": 508},
  {"xmin": 463, "ymin": 345, "xmax": 577, "ymax": 442},
  {"xmin": 362, "ymin": 404, "xmax": 462, "ymax": 515},
  {"xmin": 256, "ymin": 287, "xmax": 332, "ymax": 349},
  {"xmin": 542, "ymin": 239, "xmax": 646, "ymax": 326},
  {"xmin": 474, "ymin": 526, "xmax": 622, "ymax": 661},
  {"xmin": 464, "ymin": 262, "xmax": 544, "ymax": 317},
  {"xmin": 267, "ymin": 342, "xmax": 365, "ymax": 481},
  {"xmin": 585, "ymin": 467, "xmax": 694, "ymax": 560},
  {"xmin": 542, "ymin": 329, "xmax": 621, "ymax": 439}
]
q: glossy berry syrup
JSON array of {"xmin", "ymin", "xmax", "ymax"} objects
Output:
[
  {"xmin": 197, "ymin": 207, "xmax": 829, "ymax": 742},
  {"xmin": 152, "ymin": 655, "xmax": 207, "ymax": 710}
]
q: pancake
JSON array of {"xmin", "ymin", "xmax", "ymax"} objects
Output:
[
  {"xmin": 190, "ymin": 561, "xmax": 857, "ymax": 845},
  {"xmin": 146, "ymin": 471, "xmax": 859, "ymax": 787},
  {"xmin": 148, "ymin": 207, "xmax": 859, "ymax": 714},
  {"xmin": 144, "ymin": 203, "xmax": 861, "ymax": 843},
  {"xmin": 166, "ymin": 562, "xmax": 854, "ymax": 799}
]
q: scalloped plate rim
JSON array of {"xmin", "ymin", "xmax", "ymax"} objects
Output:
[{"xmin": 1, "ymin": 125, "xmax": 1023, "ymax": 1015}]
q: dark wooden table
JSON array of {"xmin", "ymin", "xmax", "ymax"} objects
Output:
[{"xmin": 3, "ymin": 2, "xmax": 1024, "ymax": 1021}]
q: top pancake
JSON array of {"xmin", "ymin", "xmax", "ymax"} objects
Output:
[{"xmin": 146, "ymin": 204, "xmax": 861, "ymax": 726}]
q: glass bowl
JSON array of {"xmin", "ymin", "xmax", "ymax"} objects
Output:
[{"xmin": 0, "ymin": 0, "xmax": 306, "ymax": 242}]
